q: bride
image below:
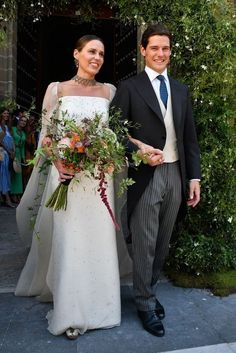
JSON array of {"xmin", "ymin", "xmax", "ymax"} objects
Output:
[{"xmin": 15, "ymin": 34, "xmax": 126, "ymax": 339}]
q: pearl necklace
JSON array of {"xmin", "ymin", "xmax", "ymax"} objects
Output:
[{"xmin": 72, "ymin": 75, "xmax": 97, "ymax": 86}]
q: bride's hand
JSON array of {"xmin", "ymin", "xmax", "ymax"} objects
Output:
[
  {"xmin": 54, "ymin": 159, "xmax": 74, "ymax": 182},
  {"xmin": 134, "ymin": 142, "xmax": 164, "ymax": 166},
  {"xmin": 138, "ymin": 146, "xmax": 164, "ymax": 166},
  {"xmin": 128, "ymin": 136, "xmax": 164, "ymax": 166}
]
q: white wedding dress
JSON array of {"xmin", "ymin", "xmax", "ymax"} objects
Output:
[{"xmin": 15, "ymin": 82, "xmax": 125, "ymax": 335}]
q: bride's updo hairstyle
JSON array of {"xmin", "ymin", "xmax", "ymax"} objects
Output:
[{"xmin": 75, "ymin": 34, "xmax": 104, "ymax": 52}]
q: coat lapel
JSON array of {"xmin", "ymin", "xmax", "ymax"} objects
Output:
[
  {"xmin": 134, "ymin": 71, "xmax": 164, "ymax": 123},
  {"xmin": 134, "ymin": 72, "xmax": 184, "ymax": 128}
]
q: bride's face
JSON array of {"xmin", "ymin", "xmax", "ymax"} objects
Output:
[{"xmin": 74, "ymin": 40, "xmax": 104, "ymax": 79}]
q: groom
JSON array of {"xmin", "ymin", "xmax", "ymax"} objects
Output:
[{"xmin": 111, "ymin": 23, "xmax": 201, "ymax": 337}]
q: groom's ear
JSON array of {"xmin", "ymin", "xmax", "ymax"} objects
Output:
[{"xmin": 140, "ymin": 45, "xmax": 146, "ymax": 58}]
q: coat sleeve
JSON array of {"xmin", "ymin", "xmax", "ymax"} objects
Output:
[
  {"xmin": 183, "ymin": 88, "xmax": 201, "ymax": 180},
  {"xmin": 111, "ymin": 81, "xmax": 139, "ymax": 153}
]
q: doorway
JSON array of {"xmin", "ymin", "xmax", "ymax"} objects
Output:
[{"xmin": 17, "ymin": 17, "xmax": 137, "ymax": 111}]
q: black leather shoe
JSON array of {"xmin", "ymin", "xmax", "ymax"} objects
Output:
[
  {"xmin": 137, "ymin": 310, "xmax": 165, "ymax": 337},
  {"xmin": 155, "ymin": 299, "xmax": 165, "ymax": 320}
]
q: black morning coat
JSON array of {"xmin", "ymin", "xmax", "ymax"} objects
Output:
[{"xmin": 111, "ymin": 70, "xmax": 201, "ymax": 221}]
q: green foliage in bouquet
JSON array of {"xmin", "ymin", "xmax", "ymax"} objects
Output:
[{"xmin": 31, "ymin": 106, "xmax": 141, "ymax": 229}]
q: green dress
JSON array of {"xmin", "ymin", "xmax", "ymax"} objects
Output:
[{"xmin": 11, "ymin": 127, "xmax": 26, "ymax": 194}]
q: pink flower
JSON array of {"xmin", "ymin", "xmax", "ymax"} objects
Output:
[{"xmin": 58, "ymin": 137, "xmax": 71, "ymax": 148}]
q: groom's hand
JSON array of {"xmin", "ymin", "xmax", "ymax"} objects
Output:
[{"xmin": 187, "ymin": 180, "xmax": 201, "ymax": 207}]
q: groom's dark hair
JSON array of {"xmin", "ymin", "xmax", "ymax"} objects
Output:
[{"xmin": 141, "ymin": 23, "xmax": 172, "ymax": 49}]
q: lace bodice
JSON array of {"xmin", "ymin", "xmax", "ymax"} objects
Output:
[{"xmin": 58, "ymin": 96, "xmax": 110, "ymax": 123}]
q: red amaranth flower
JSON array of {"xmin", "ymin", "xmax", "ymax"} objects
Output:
[{"xmin": 97, "ymin": 171, "xmax": 120, "ymax": 231}]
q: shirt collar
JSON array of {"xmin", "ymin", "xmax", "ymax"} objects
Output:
[{"xmin": 145, "ymin": 66, "xmax": 168, "ymax": 83}]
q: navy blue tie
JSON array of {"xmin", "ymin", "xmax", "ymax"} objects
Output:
[{"xmin": 157, "ymin": 75, "xmax": 168, "ymax": 108}]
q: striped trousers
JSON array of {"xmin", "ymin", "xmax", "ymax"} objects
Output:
[{"xmin": 130, "ymin": 161, "xmax": 182, "ymax": 311}]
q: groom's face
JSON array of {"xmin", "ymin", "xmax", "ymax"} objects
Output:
[{"xmin": 141, "ymin": 35, "xmax": 171, "ymax": 74}]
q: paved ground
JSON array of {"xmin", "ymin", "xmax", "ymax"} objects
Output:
[{"xmin": 0, "ymin": 205, "xmax": 236, "ymax": 353}]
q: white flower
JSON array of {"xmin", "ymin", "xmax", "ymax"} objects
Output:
[
  {"xmin": 103, "ymin": 128, "xmax": 117, "ymax": 142},
  {"xmin": 206, "ymin": 45, "xmax": 211, "ymax": 50},
  {"xmin": 201, "ymin": 65, "xmax": 207, "ymax": 70},
  {"xmin": 228, "ymin": 217, "xmax": 233, "ymax": 223},
  {"xmin": 175, "ymin": 43, "xmax": 180, "ymax": 47}
]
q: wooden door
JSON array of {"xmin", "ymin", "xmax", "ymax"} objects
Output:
[{"xmin": 114, "ymin": 21, "xmax": 137, "ymax": 84}]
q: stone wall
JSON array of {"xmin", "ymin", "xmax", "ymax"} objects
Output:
[{"xmin": 0, "ymin": 21, "xmax": 17, "ymax": 100}]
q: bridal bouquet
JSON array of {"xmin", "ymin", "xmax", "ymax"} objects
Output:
[{"xmin": 34, "ymin": 107, "xmax": 141, "ymax": 229}]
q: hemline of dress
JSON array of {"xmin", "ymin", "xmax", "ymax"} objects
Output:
[{"xmin": 46, "ymin": 309, "xmax": 121, "ymax": 336}]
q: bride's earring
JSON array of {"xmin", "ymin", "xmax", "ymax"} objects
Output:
[
  {"xmin": 74, "ymin": 58, "xmax": 79, "ymax": 68},
  {"xmin": 66, "ymin": 328, "xmax": 79, "ymax": 340}
]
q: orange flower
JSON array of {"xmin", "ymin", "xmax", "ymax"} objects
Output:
[
  {"xmin": 70, "ymin": 133, "xmax": 81, "ymax": 148},
  {"xmin": 77, "ymin": 146, "xmax": 85, "ymax": 153},
  {"xmin": 106, "ymin": 164, "xmax": 115, "ymax": 174}
]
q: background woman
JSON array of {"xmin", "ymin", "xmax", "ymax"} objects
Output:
[
  {"xmin": 11, "ymin": 116, "xmax": 27, "ymax": 202},
  {"xmin": 15, "ymin": 35, "xmax": 121, "ymax": 339},
  {"xmin": 0, "ymin": 108, "xmax": 15, "ymax": 207}
]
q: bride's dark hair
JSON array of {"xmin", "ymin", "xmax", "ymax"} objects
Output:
[{"xmin": 75, "ymin": 35, "xmax": 104, "ymax": 51}]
